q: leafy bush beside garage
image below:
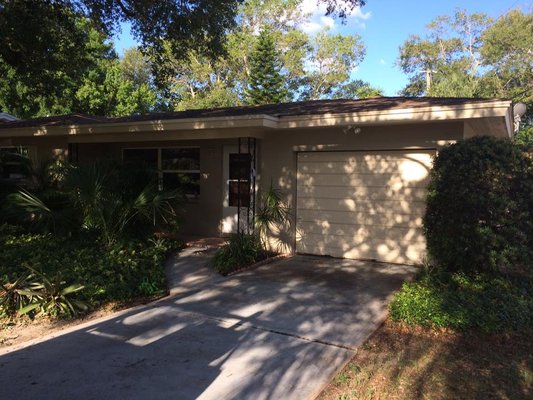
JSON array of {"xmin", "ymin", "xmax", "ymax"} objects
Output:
[
  {"xmin": 423, "ymin": 136, "xmax": 533, "ymax": 273},
  {"xmin": 391, "ymin": 137, "xmax": 533, "ymax": 332}
]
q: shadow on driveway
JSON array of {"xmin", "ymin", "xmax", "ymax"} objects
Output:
[{"xmin": 0, "ymin": 254, "xmax": 417, "ymax": 400}]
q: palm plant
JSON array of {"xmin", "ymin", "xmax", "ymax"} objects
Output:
[
  {"xmin": 65, "ymin": 161, "xmax": 183, "ymax": 245},
  {"xmin": 255, "ymin": 183, "xmax": 291, "ymax": 250}
]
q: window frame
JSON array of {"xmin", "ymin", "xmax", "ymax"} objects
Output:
[
  {"xmin": 0, "ymin": 146, "xmax": 29, "ymax": 183},
  {"xmin": 121, "ymin": 146, "xmax": 200, "ymax": 199}
]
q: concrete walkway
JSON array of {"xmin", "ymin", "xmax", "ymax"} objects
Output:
[{"xmin": 0, "ymin": 249, "xmax": 417, "ymax": 400}]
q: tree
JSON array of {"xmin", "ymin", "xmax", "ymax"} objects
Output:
[
  {"xmin": 303, "ymin": 31, "xmax": 366, "ymax": 99},
  {"xmin": 75, "ymin": 58, "xmax": 157, "ymax": 117},
  {"xmin": 480, "ymin": 10, "xmax": 533, "ymax": 117},
  {"xmin": 0, "ymin": 0, "xmax": 366, "ymax": 90},
  {"xmin": 332, "ymin": 80, "xmax": 383, "ymax": 99},
  {"xmin": 157, "ymin": 0, "xmax": 368, "ymax": 109},
  {"xmin": 398, "ymin": 8, "xmax": 533, "ymax": 144},
  {"xmin": 247, "ymin": 28, "xmax": 289, "ymax": 105},
  {"xmin": 398, "ymin": 9, "xmax": 492, "ymax": 96},
  {"xmin": 0, "ymin": 17, "xmax": 115, "ymax": 118}
]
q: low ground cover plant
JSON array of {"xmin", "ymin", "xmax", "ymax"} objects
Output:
[
  {"xmin": 0, "ymin": 224, "xmax": 180, "ymax": 319},
  {"xmin": 390, "ymin": 269, "xmax": 533, "ymax": 332},
  {"xmin": 0, "ymin": 157, "xmax": 183, "ymax": 320}
]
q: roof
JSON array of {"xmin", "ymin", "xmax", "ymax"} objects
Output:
[
  {"xmin": 0, "ymin": 97, "xmax": 508, "ymax": 130},
  {"xmin": 0, "ymin": 112, "xmax": 19, "ymax": 123}
]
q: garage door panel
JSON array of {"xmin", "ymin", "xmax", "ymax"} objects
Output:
[
  {"xmin": 297, "ymin": 185, "xmax": 428, "ymax": 202},
  {"xmin": 296, "ymin": 150, "xmax": 434, "ymax": 264},
  {"xmin": 298, "ymin": 240, "xmax": 426, "ymax": 264},
  {"xmin": 298, "ymin": 209, "xmax": 423, "ymax": 228},
  {"xmin": 299, "ymin": 222, "xmax": 424, "ymax": 240},
  {"xmin": 298, "ymin": 151, "xmax": 434, "ymax": 164},
  {"xmin": 297, "ymin": 197, "xmax": 426, "ymax": 216},
  {"xmin": 298, "ymin": 234, "xmax": 425, "ymax": 254},
  {"xmin": 297, "ymin": 172, "xmax": 429, "ymax": 189}
]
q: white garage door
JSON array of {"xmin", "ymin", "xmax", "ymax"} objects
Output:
[{"xmin": 296, "ymin": 150, "xmax": 434, "ymax": 264}]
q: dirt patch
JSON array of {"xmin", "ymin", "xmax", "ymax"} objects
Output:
[
  {"xmin": 0, "ymin": 295, "xmax": 165, "ymax": 349},
  {"xmin": 318, "ymin": 320, "xmax": 533, "ymax": 400}
]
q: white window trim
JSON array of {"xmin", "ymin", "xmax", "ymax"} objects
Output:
[{"xmin": 121, "ymin": 146, "xmax": 200, "ymax": 198}]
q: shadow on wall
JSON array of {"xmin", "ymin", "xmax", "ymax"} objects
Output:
[{"xmin": 294, "ymin": 150, "xmax": 434, "ymax": 264}]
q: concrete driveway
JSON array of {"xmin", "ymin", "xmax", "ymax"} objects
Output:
[{"xmin": 0, "ymin": 249, "xmax": 416, "ymax": 400}]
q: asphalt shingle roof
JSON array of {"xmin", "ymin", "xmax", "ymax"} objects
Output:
[{"xmin": 0, "ymin": 97, "xmax": 506, "ymax": 130}]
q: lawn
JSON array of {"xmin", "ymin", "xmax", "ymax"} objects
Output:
[{"xmin": 319, "ymin": 320, "xmax": 532, "ymax": 400}]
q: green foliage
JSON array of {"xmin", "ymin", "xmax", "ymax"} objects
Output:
[
  {"xmin": 480, "ymin": 9, "xmax": 533, "ymax": 107},
  {"xmin": 3, "ymin": 158, "xmax": 184, "ymax": 244},
  {"xmin": 0, "ymin": 273, "xmax": 32, "ymax": 317},
  {"xmin": 213, "ymin": 234, "xmax": 265, "ymax": 275},
  {"xmin": 247, "ymin": 28, "xmax": 289, "ymax": 105},
  {"xmin": 390, "ymin": 271, "xmax": 533, "ymax": 332},
  {"xmin": 424, "ymin": 136, "xmax": 533, "ymax": 273},
  {"xmin": 332, "ymin": 79, "xmax": 383, "ymax": 99},
  {"xmin": 74, "ymin": 47, "xmax": 161, "ymax": 117},
  {"xmin": 15, "ymin": 267, "xmax": 88, "ymax": 318},
  {"xmin": 302, "ymin": 31, "xmax": 366, "ymax": 100},
  {"xmin": 255, "ymin": 184, "xmax": 291, "ymax": 248},
  {"xmin": 515, "ymin": 123, "xmax": 533, "ymax": 147},
  {"xmin": 158, "ymin": 0, "xmax": 368, "ymax": 109},
  {"xmin": 398, "ymin": 7, "xmax": 532, "ymax": 113},
  {"xmin": 0, "ymin": 225, "xmax": 180, "ymax": 317}
]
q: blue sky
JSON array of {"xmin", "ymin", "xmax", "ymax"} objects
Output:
[{"xmin": 114, "ymin": 0, "xmax": 531, "ymax": 96}]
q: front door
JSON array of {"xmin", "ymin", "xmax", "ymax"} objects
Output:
[{"xmin": 221, "ymin": 146, "xmax": 238, "ymax": 233}]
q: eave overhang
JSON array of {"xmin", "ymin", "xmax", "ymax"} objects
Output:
[{"xmin": 0, "ymin": 99, "xmax": 513, "ymax": 140}]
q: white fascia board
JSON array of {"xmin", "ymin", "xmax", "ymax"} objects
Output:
[{"xmin": 1, "ymin": 114, "xmax": 279, "ymax": 137}]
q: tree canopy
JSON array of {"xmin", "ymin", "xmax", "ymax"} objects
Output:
[
  {"xmin": 0, "ymin": 0, "xmax": 371, "ymax": 117},
  {"xmin": 398, "ymin": 8, "xmax": 533, "ymax": 144},
  {"xmin": 157, "ymin": 0, "xmax": 372, "ymax": 110}
]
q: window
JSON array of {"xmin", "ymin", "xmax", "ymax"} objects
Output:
[
  {"xmin": 122, "ymin": 147, "xmax": 200, "ymax": 199},
  {"xmin": 228, "ymin": 153, "xmax": 251, "ymax": 207},
  {"xmin": 161, "ymin": 148, "xmax": 200, "ymax": 199},
  {"xmin": 0, "ymin": 147, "xmax": 28, "ymax": 182}
]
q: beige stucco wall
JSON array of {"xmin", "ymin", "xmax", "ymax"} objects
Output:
[
  {"xmin": 1, "ymin": 120, "xmax": 465, "ymax": 244},
  {"xmin": 0, "ymin": 136, "xmax": 69, "ymax": 164},
  {"xmin": 259, "ymin": 121, "xmax": 464, "ymax": 253}
]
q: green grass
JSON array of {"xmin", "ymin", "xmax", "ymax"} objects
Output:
[
  {"xmin": 389, "ymin": 269, "xmax": 533, "ymax": 332},
  {"xmin": 0, "ymin": 224, "xmax": 180, "ymax": 318}
]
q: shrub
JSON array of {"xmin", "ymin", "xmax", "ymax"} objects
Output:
[
  {"xmin": 213, "ymin": 234, "xmax": 265, "ymax": 275},
  {"xmin": 389, "ymin": 270, "xmax": 533, "ymax": 332},
  {"xmin": 424, "ymin": 136, "xmax": 533, "ymax": 273}
]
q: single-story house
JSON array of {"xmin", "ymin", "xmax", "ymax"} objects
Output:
[{"xmin": 0, "ymin": 97, "xmax": 515, "ymax": 264}]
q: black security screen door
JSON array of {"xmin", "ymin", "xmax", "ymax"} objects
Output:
[{"xmin": 230, "ymin": 138, "xmax": 256, "ymax": 234}]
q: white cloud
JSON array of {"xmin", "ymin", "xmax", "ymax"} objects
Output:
[
  {"xmin": 320, "ymin": 16, "xmax": 335, "ymax": 29},
  {"xmin": 379, "ymin": 59, "xmax": 386, "ymax": 65},
  {"xmin": 297, "ymin": 0, "xmax": 371, "ymax": 33},
  {"xmin": 300, "ymin": 21, "xmax": 322, "ymax": 34}
]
